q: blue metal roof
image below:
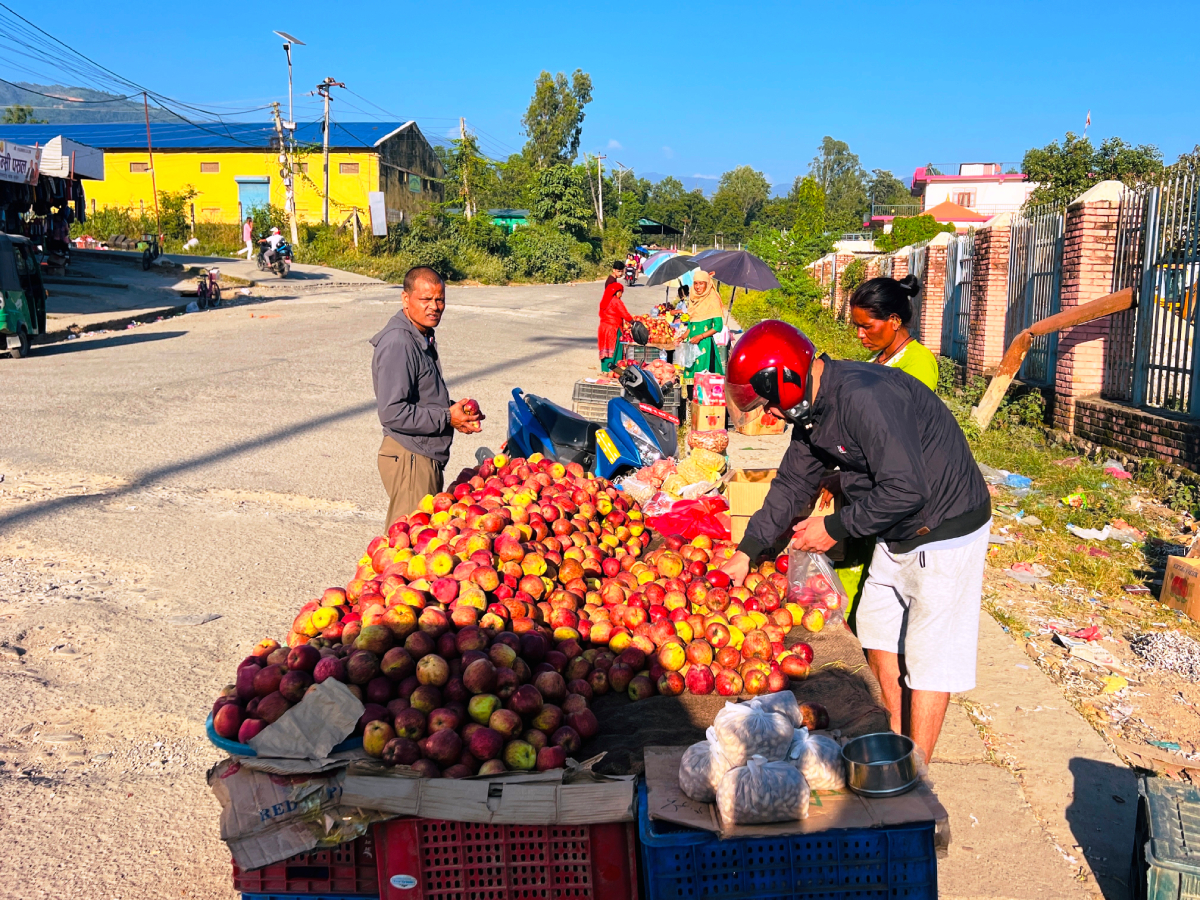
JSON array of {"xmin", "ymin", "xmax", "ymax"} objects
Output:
[{"xmin": 0, "ymin": 121, "xmax": 421, "ymax": 151}]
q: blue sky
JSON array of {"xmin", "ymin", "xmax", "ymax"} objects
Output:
[{"xmin": 13, "ymin": 0, "xmax": 1199, "ymax": 190}]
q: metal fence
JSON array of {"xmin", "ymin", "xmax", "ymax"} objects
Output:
[
  {"xmin": 1101, "ymin": 175, "xmax": 1200, "ymax": 413},
  {"xmin": 908, "ymin": 242, "xmax": 929, "ymax": 339},
  {"xmin": 1005, "ymin": 205, "xmax": 1065, "ymax": 386},
  {"xmin": 1102, "ymin": 188, "xmax": 1146, "ymax": 402},
  {"xmin": 941, "ymin": 233, "xmax": 975, "ymax": 364}
]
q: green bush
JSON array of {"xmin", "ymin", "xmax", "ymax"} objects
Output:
[
  {"xmin": 159, "ymin": 188, "xmax": 198, "ymax": 240},
  {"xmin": 250, "ymin": 204, "xmax": 290, "ymax": 240},
  {"xmin": 505, "ymin": 226, "xmax": 585, "ymax": 283},
  {"xmin": 840, "ymin": 258, "xmax": 867, "ymax": 297}
]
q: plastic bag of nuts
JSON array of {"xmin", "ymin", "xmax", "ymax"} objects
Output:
[
  {"xmin": 687, "ymin": 429, "xmax": 730, "ymax": 454},
  {"xmin": 678, "ymin": 726, "xmax": 733, "ymax": 803},
  {"xmin": 716, "ymin": 755, "xmax": 811, "ymax": 825}
]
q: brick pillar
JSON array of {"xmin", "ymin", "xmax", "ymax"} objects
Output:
[
  {"xmin": 920, "ymin": 233, "xmax": 951, "ymax": 350},
  {"xmin": 967, "ymin": 214, "xmax": 1011, "ymax": 378},
  {"xmin": 892, "ymin": 252, "xmax": 909, "ymax": 281},
  {"xmin": 1054, "ymin": 181, "xmax": 1124, "ymax": 432}
]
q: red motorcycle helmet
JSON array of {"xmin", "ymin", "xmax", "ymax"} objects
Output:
[{"xmin": 726, "ymin": 320, "xmax": 817, "ymax": 421}]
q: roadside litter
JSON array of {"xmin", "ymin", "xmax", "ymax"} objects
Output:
[
  {"xmin": 1105, "ymin": 459, "xmax": 1133, "ymax": 480},
  {"xmin": 1131, "ymin": 631, "xmax": 1200, "ymax": 682}
]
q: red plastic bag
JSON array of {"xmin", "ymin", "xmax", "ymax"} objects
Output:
[{"xmin": 647, "ymin": 496, "xmax": 731, "ymax": 540}]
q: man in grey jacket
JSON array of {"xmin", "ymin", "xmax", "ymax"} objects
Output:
[{"xmin": 370, "ymin": 267, "xmax": 482, "ymax": 527}]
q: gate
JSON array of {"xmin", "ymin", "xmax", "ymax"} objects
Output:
[
  {"xmin": 1131, "ymin": 174, "xmax": 1200, "ymax": 414},
  {"xmin": 1102, "ymin": 187, "xmax": 1146, "ymax": 402},
  {"xmin": 908, "ymin": 242, "xmax": 928, "ymax": 339},
  {"xmin": 941, "ymin": 233, "xmax": 974, "ymax": 364},
  {"xmin": 1005, "ymin": 205, "xmax": 1065, "ymax": 386}
]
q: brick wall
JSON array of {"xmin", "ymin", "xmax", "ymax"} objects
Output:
[
  {"xmin": 892, "ymin": 253, "xmax": 909, "ymax": 281},
  {"xmin": 1075, "ymin": 398, "xmax": 1200, "ymax": 474},
  {"xmin": 832, "ymin": 253, "xmax": 856, "ymax": 320},
  {"xmin": 920, "ymin": 239, "xmax": 948, "ymax": 350},
  {"xmin": 967, "ymin": 215, "xmax": 1011, "ymax": 378},
  {"xmin": 1052, "ymin": 182, "xmax": 1124, "ymax": 432}
]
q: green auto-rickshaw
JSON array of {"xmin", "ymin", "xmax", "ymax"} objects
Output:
[{"xmin": 0, "ymin": 233, "xmax": 47, "ymax": 359}]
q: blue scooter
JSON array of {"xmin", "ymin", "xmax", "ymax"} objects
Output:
[{"xmin": 505, "ymin": 364, "xmax": 679, "ymax": 479}]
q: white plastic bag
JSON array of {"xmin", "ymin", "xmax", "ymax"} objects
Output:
[
  {"xmin": 713, "ymin": 699, "xmax": 794, "ymax": 767},
  {"xmin": 786, "ymin": 728, "xmax": 846, "ymax": 791},
  {"xmin": 716, "ymin": 755, "xmax": 810, "ymax": 825},
  {"xmin": 678, "ymin": 726, "xmax": 732, "ymax": 803},
  {"xmin": 757, "ymin": 691, "xmax": 804, "ymax": 729},
  {"xmin": 675, "ymin": 340, "xmax": 699, "ymax": 369}
]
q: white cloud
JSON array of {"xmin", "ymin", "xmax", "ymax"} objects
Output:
[
  {"xmin": 692, "ymin": 174, "xmax": 718, "ymax": 180},
  {"xmin": 662, "ymin": 146, "xmax": 675, "ymax": 159},
  {"xmin": 607, "ymin": 139, "xmax": 622, "ymax": 149}
]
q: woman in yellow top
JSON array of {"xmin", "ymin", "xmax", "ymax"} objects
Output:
[
  {"xmin": 836, "ymin": 274, "xmax": 939, "ymax": 625},
  {"xmin": 849, "ymin": 274, "xmax": 939, "ymax": 390}
]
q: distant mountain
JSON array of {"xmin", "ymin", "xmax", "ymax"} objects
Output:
[
  {"xmin": 0, "ymin": 82, "xmax": 175, "ymax": 124},
  {"xmin": 640, "ymin": 172, "xmax": 720, "ymax": 196}
]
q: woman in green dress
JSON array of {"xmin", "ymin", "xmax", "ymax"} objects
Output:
[
  {"xmin": 683, "ymin": 269, "xmax": 726, "ymax": 386},
  {"xmin": 838, "ymin": 274, "xmax": 939, "ymax": 627}
]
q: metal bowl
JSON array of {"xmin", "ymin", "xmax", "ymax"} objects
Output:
[{"xmin": 841, "ymin": 732, "xmax": 919, "ymax": 798}]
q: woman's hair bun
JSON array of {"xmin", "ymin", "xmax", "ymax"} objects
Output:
[{"xmin": 898, "ymin": 273, "xmax": 922, "ymax": 297}]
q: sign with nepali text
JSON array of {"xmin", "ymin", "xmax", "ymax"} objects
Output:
[{"xmin": 0, "ymin": 140, "xmax": 41, "ymax": 185}]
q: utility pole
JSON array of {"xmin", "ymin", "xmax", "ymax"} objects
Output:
[
  {"xmin": 460, "ymin": 117, "xmax": 474, "ymax": 219},
  {"xmin": 596, "ymin": 154, "xmax": 606, "ymax": 228},
  {"xmin": 143, "ymin": 92, "xmax": 162, "ymax": 246},
  {"xmin": 317, "ymin": 77, "xmax": 345, "ymax": 225},
  {"xmin": 271, "ymin": 102, "xmax": 300, "ymax": 246}
]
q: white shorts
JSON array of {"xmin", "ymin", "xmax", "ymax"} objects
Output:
[{"xmin": 855, "ymin": 521, "xmax": 991, "ymax": 693}]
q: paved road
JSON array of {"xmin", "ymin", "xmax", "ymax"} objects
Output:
[{"xmin": 0, "ymin": 278, "xmax": 1126, "ymax": 899}]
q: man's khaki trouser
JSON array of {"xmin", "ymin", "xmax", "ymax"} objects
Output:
[{"xmin": 378, "ymin": 435, "xmax": 444, "ymax": 528}]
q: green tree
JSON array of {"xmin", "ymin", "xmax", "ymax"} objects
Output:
[
  {"xmin": 445, "ymin": 128, "xmax": 496, "ymax": 219},
  {"xmin": 489, "ymin": 153, "xmax": 537, "ymax": 209},
  {"xmin": 1168, "ymin": 144, "xmax": 1200, "ymax": 178},
  {"xmin": 521, "ymin": 70, "xmax": 594, "ymax": 168},
  {"xmin": 158, "ymin": 187, "xmax": 199, "ymax": 239},
  {"xmin": 644, "ymin": 177, "xmax": 714, "ymax": 243},
  {"xmin": 809, "ymin": 136, "xmax": 867, "ymax": 232},
  {"xmin": 531, "ymin": 163, "xmax": 593, "ymax": 239},
  {"xmin": 1022, "ymin": 132, "xmax": 1163, "ymax": 206},
  {"xmin": 714, "ymin": 165, "xmax": 771, "ymax": 225},
  {"xmin": 866, "ymin": 169, "xmax": 911, "ymax": 208},
  {"xmin": 874, "ymin": 214, "xmax": 955, "ymax": 253},
  {"xmin": 2, "ymin": 104, "xmax": 46, "ymax": 124},
  {"xmin": 790, "ymin": 175, "xmax": 827, "ymax": 240}
]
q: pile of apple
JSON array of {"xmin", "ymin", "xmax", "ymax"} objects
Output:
[{"xmin": 209, "ymin": 451, "xmax": 834, "ymax": 778}]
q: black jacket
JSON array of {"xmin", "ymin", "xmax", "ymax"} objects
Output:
[{"xmin": 738, "ymin": 356, "xmax": 990, "ymax": 560}]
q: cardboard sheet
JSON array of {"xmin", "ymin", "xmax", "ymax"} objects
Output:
[
  {"xmin": 337, "ymin": 764, "xmax": 636, "ymax": 824},
  {"xmin": 248, "ymin": 678, "xmax": 364, "ymax": 760},
  {"xmin": 643, "ymin": 745, "xmax": 945, "ymax": 840}
]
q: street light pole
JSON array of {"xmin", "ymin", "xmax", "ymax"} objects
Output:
[{"xmin": 274, "ymin": 31, "xmax": 304, "ymax": 243}]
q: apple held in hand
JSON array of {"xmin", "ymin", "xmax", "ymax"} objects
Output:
[{"xmin": 461, "ymin": 399, "xmax": 481, "ymax": 417}]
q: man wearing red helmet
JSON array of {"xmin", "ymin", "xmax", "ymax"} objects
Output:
[{"xmin": 719, "ymin": 320, "xmax": 991, "ymax": 762}]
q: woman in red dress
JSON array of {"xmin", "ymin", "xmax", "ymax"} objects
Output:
[{"xmin": 598, "ymin": 264, "xmax": 633, "ymax": 372}]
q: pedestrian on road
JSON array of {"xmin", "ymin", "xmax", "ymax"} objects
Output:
[
  {"xmin": 242, "ymin": 216, "xmax": 254, "ymax": 260},
  {"xmin": 718, "ymin": 320, "xmax": 990, "ymax": 763},
  {"xmin": 370, "ymin": 266, "xmax": 483, "ymax": 527},
  {"xmin": 598, "ymin": 262, "xmax": 633, "ymax": 373}
]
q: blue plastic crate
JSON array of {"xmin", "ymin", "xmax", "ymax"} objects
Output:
[
  {"xmin": 240, "ymin": 894, "xmax": 378, "ymax": 900},
  {"xmin": 637, "ymin": 782, "xmax": 936, "ymax": 900}
]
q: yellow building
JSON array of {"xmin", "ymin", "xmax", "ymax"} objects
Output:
[{"xmin": 0, "ymin": 121, "xmax": 444, "ymax": 225}]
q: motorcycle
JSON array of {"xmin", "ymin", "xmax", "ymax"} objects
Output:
[
  {"xmin": 257, "ymin": 238, "xmax": 292, "ymax": 277},
  {"xmin": 504, "ymin": 363, "xmax": 678, "ymax": 479},
  {"xmin": 623, "ymin": 264, "xmax": 637, "ymax": 286},
  {"xmin": 196, "ymin": 266, "xmax": 221, "ymax": 310}
]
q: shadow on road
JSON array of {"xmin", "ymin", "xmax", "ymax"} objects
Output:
[
  {"xmin": 33, "ymin": 331, "xmax": 188, "ymax": 356},
  {"xmin": 0, "ymin": 334, "xmax": 594, "ymax": 534},
  {"xmin": 1066, "ymin": 757, "xmax": 1137, "ymax": 899}
]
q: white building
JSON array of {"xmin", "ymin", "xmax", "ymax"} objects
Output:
[{"xmin": 912, "ymin": 163, "xmax": 1035, "ymax": 217}]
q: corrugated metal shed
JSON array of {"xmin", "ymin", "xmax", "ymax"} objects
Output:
[{"xmin": 0, "ymin": 121, "xmax": 422, "ymax": 152}]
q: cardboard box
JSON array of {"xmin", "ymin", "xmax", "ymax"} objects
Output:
[
  {"xmin": 690, "ymin": 402, "xmax": 726, "ymax": 431},
  {"xmin": 736, "ymin": 406, "xmax": 787, "ymax": 436},
  {"xmin": 694, "ymin": 372, "xmax": 725, "ymax": 406},
  {"xmin": 730, "ymin": 515, "xmax": 751, "ymax": 544},
  {"xmin": 726, "ymin": 468, "xmax": 777, "ymax": 516},
  {"xmin": 338, "ymin": 761, "xmax": 636, "ymax": 825},
  {"xmin": 1161, "ymin": 556, "xmax": 1200, "ymax": 622},
  {"xmin": 643, "ymin": 745, "xmax": 948, "ymax": 841}
]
